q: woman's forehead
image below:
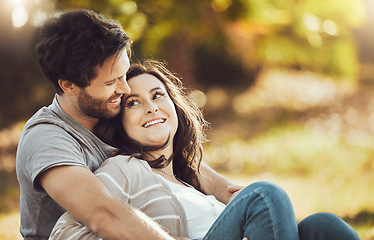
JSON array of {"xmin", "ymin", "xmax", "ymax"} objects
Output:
[{"xmin": 127, "ymin": 73, "xmax": 166, "ymax": 91}]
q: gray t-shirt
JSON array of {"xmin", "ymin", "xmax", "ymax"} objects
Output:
[{"xmin": 16, "ymin": 95, "xmax": 118, "ymax": 239}]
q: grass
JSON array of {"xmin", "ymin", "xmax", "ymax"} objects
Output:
[
  {"xmin": 202, "ymin": 120, "xmax": 374, "ymax": 239},
  {"xmin": 1, "ymin": 174, "xmax": 373, "ymax": 239},
  {"xmin": 225, "ymin": 173, "xmax": 374, "ymax": 240}
]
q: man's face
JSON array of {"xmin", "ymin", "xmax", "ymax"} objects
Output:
[{"xmin": 77, "ymin": 51, "xmax": 130, "ymax": 120}]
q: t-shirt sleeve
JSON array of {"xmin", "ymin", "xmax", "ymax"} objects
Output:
[
  {"xmin": 94, "ymin": 157, "xmax": 131, "ymax": 203},
  {"xmin": 18, "ymin": 123, "xmax": 88, "ymax": 191}
]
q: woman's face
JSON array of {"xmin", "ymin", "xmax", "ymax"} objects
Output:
[{"xmin": 122, "ymin": 73, "xmax": 178, "ymax": 153}]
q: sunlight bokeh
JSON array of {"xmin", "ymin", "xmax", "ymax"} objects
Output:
[
  {"xmin": 1, "ymin": 0, "xmax": 55, "ymax": 29},
  {"xmin": 12, "ymin": 4, "xmax": 28, "ymax": 28},
  {"xmin": 1, "ymin": 0, "xmax": 374, "ymax": 239}
]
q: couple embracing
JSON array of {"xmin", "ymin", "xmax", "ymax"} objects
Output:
[{"xmin": 16, "ymin": 9, "xmax": 360, "ymax": 240}]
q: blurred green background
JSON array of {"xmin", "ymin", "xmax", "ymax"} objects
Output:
[{"xmin": 1, "ymin": 0, "xmax": 374, "ymax": 239}]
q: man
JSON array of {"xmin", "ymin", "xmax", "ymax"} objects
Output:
[{"xmin": 16, "ymin": 9, "xmax": 237, "ymax": 239}]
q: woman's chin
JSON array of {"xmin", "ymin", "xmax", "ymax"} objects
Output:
[{"xmin": 145, "ymin": 136, "xmax": 170, "ymax": 147}]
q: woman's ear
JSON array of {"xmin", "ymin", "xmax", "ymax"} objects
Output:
[{"xmin": 58, "ymin": 79, "xmax": 77, "ymax": 95}]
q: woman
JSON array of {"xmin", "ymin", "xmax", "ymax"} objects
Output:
[{"xmin": 49, "ymin": 60, "xmax": 360, "ymax": 240}]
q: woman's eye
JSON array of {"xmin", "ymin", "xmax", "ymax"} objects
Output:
[
  {"xmin": 125, "ymin": 99, "xmax": 139, "ymax": 107},
  {"xmin": 153, "ymin": 91, "xmax": 166, "ymax": 100}
]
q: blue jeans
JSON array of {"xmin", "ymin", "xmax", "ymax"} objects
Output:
[{"xmin": 203, "ymin": 181, "xmax": 360, "ymax": 240}]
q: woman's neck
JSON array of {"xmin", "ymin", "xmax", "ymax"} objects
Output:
[
  {"xmin": 151, "ymin": 159, "xmax": 173, "ymax": 175},
  {"xmin": 145, "ymin": 144, "xmax": 173, "ymax": 162}
]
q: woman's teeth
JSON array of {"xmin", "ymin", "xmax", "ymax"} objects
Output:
[{"xmin": 143, "ymin": 119, "xmax": 165, "ymax": 128}]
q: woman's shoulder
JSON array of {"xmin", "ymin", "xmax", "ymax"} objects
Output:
[
  {"xmin": 94, "ymin": 155, "xmax": 157, "ymax": 196},
  {"xmin": 96, "ymin": 155, "xmax": 151, "ymax": 175}
]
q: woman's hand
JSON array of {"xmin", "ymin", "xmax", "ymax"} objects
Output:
[{"xmin": 225, "ymin": 184, "xmax": 244, "ymax": 202}]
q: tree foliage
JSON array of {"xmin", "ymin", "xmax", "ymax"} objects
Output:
[
  {"xmin": 0, "ymin": 0, "xmax": 368, "ymax": 128},
  {"xmin": 56, "ymin": 0, "xmax": 366, "ymax": 86}
]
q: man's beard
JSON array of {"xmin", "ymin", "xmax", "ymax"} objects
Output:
[{"xmin": 78, "ymin": 88, "xmax": 121, "ymax": 120}]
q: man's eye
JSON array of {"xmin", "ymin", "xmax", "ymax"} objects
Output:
[{"xmin": 106, "ymin": 81, "xmax": 115, "ymax": 86}]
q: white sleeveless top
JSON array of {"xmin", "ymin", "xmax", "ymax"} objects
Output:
[{"xmin": 164, "ymin": 179, "xmax": 226, "ymax": 240}]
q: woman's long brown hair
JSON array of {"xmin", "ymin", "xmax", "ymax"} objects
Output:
[{"xmin": 94, "ymin": 60, "xmax": 208, "ymax": 191}]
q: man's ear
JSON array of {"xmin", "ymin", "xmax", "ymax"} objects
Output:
[{"xmin": 58, "ymin": 79, "xmax": 77, "ymax": 95}]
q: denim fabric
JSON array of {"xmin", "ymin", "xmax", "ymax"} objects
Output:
[
  {"xmin": 298, "ymin": 212, "xmax": 360, "ymax": 240},
  {"xmin": 203, "ymin": 181, "xmax": 360, "ymax": 240}
]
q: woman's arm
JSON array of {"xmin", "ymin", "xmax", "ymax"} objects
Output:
[{"xmin": 197, "ymin": 162, "xmax": 243, "ymax": 204}]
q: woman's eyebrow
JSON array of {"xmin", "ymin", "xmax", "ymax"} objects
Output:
[
  {"xmin": 150, "ymin": 87, "xmax": 162, "ymax": 93},
  {"xmin": 123, "ymin": 93, "xmax": 138, "ymax": 102},
  {"xmin": 124, "ymin": 86, "xmax": 163, "ymax": 102}
]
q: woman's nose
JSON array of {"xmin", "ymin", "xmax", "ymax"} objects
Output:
[{"xmin": 146, "ymin": 103, "xmax": 159, "ymax": 114}]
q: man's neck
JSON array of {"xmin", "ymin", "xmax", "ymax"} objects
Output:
[{"xmin": 56, "ymin": 94, "xmax": 98, "ymax": 132}]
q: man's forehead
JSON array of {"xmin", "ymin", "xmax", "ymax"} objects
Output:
[{"xmin": 95, "ymin": 52, "xmax": 129, "ymax": 79}]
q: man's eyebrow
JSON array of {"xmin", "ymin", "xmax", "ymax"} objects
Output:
[{"xmin": 106, "ymin": 74, "xmax": 125, "ymax": 83}]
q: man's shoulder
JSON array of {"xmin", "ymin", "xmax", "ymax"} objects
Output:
[
  {"xmin": 25, "ymin": 105, "xmax": 67, "ymax": 130},
  {"xmin": 20, "ymin": 101, "xmax": 86, "ymax": 145},
  {"xmin": 20, "ymin": 109, "xmax": 76, "ymax": 144}
]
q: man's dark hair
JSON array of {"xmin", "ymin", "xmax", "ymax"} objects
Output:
[{"xmin": 36, "ymin": 9, "xmax": 131, "ymax": 94}]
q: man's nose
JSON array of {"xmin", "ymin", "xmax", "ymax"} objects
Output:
[{"xmin": 115, "ymin": 77, "xmax": 130, "ymax": 94}]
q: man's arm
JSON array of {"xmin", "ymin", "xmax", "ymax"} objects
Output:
[
  {"xmin": 198, "ymin": 162, "xmax": 243, "ymax": 205},
  {"xmin": 40, "ymin": 165, "xmax": 174, "ymax": 240}
]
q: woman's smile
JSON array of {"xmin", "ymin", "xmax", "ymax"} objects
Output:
[
  {"xmin": 142, "ymin": 118, "xmax": 167, "ymax": 128},
  {"xmin": 122, "ymin": 73, "xmax": 178, "ymax": 153}
]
